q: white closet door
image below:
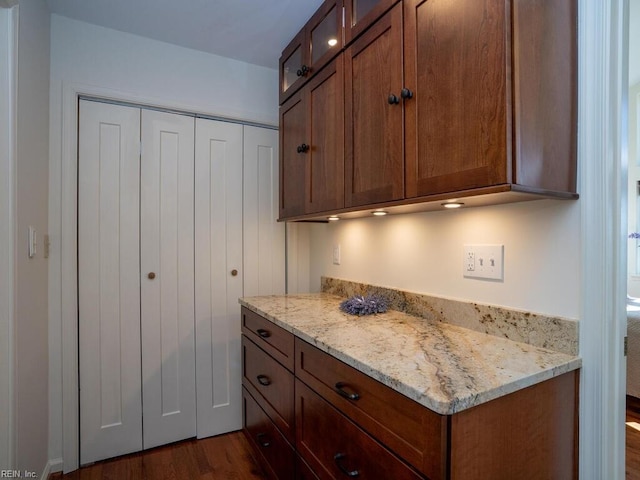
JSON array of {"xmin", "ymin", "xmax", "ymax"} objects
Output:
[
  {"xmin": 194, "ymin": 118, "xmax": 243, "ymax": 437},
  {"xmin": 78, "ymin": 100, "xmax": 142, "ymax": 464},
  {"xmin": 140, "ymin": 110, "xmax": 196, "ymax": 449},
  {"xmin": 243, "ymin": 126, "xmax": 285, "ymax": 297}
]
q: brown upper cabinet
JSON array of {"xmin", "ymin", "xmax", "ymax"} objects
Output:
[
  {"xmin": 278, "ymin": 0, "xmax": 577, "ymax": 221},
  {"xmin": 403, "ymin": 0, "xmax": 577, "ymax": 198},
  {"xmin": 279, "ymin": 0, "xmax": 344, "ymax": 105},
  {"xmin": 280, "ymin": 56, "xmax": 345, "ymax": 218}
]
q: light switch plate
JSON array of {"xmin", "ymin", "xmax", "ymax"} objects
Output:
[
  {"xmin": 463, "ymin": 244, "xmax": 504, "ymax": 281},
  {"xmin": 28, "ymin": 226, "xmax": 36, "ymax": 258}
]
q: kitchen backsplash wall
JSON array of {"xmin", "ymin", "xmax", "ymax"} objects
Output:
[
  {"xmin": 300, "ymin": 199, "xmax": 580, "ymax": 320},
  {"xmin": 321, "ymin": 276, "xmax": 578, "ymax": 356}
]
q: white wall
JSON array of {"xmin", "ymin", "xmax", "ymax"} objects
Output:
[
  {"xmin": 14, "ymin": 0, "xmax": 50, "ymax": 475},
  {"xmin": 49, "ymin": 15, "xmax": 279, "ymax": 125},
  {"xmin": 629, "ymin": 1, "xmax": 640, "ymax": 295},
  {"xmin": 48, "ymin": 15, "xmax": 279, "ymax": 466},
  {"xmin": 305, "ymin": 199, "xmax": 580, "ymax": 319},
  {"xmin": 0, "ymin": 5, "xmax": 17, "ymax": 472},
  {"xmin": 630, "ymin": 0, "xmax": 640, "ymax": 86}
]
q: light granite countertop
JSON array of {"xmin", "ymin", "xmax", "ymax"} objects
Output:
[{"xmin": 239, "ymin": 293, "xmax": 581, "ymax": 415}]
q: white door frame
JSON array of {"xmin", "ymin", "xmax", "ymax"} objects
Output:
[
  {"xmin": 578, "ymin": 0, "xmax": 628, "ymax": 478},
  {"xmin": 0, "ymin": 4, "xmax": 18, "ymax": 470},
  {"xmin": 54, "ymin": 1, "xmax": 629, "ymax": 475}
]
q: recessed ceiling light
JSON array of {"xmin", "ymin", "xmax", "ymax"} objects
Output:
[
  {"xmin": 441, "ymin": 202, "xmax": 464, "ymax": 209},
  {"xmin": 328, "ymin": 215, "xmax": 340, "ymax": 221},
  {"xmin": 328, "ymin": 38, "xmax": 338, "ymax": 47},
  {"xmin": 372, "ymin": 210, "xmax": 387, "ymax": 216}
]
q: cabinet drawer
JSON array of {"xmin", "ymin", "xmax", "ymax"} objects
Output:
[
  {"xmin": 296, "ymin": 380, "xmax": 423, "ymax": 480},
  {"xmin": 295, "ymin": 338, "xmax": 446, "ymax": 480},
  {"xmin": 243, "ymin": 336, "xmax": 295, "ymax": 442},
  {"xmin": 243, "ymin": 387, "xmax": 295, "ymax": 480},
  {"xmin": 296, "ymin": 454, "xmax": 320, "ymax": 480},
  {"xmin": 242, "ymin": 306, "xmax": 294, "ymax": 371}
]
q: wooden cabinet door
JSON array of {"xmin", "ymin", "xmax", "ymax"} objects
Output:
[
  {"xmin": 280, "ymin": 1, "xmax": 343, "ymax": 105},
  {"xmin": 279, "ymin": 91, "xmax": 307, "ymax": 219},
  {"xmin": 404, "ymin": 0, "xmax": 509, "ymax": 198},
  {"xmin": 280, "ymin": 30, "xmax": 309, "ymax": 105},
  {"xmin": 306, "ymin": 56, "xmax": 345, "ymax": 214},
  {"xmin": 345, "ymin": 3, "xmax": 404, "ymax": 208}
]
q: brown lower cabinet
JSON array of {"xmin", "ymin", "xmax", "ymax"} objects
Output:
[
  {"xmin": 241, "ymin": 307, "xmax": 578, "ymax": 480},
  {"xmin": 296, "ymin": 380, "xmax": 423, "ymax": 479},
  {"xmin": 243, "ymin": 387, "xmax": 296, "ymax": 480}
]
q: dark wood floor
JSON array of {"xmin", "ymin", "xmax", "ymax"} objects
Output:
[
  {"xmin": 628, "ymin": 396, "xmax": 640, "ymax": 479},
  {"xmin": 49, "ymin": 431, "xmax": 267, "ymax": 480}
]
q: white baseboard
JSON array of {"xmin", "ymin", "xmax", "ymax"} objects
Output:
[{"xmin": 41, "ymin": 458, "xmax": 63, "ymax": 479}]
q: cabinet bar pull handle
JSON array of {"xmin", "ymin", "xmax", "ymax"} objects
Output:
[
  {"xmin": 335, "ymin": 382, "xmax": 360, "ymax": 401},
  {"xmin": 256, "ymin": 328, "xmax": 271, "ymax": 338},
  {"xmin": 257, "ymin": 374, "xmax": 272, "ymax": 386},
  {"xmin": 401, "ymin": 87, "xmax": 414, "ymax": 99},
  {"xmin": 256, "ymin": 433, "xmax": 271, "ymax": 448},
  {"xmin": 333, "ymin": 453, "xmax": 360, "ymax": 477},
  {"xmin": 387, "ymin": 93, "xmax": 400, "ymax": 105}
]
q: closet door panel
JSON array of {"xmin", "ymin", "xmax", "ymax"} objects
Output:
[
  {"xmin": 195, "ymin": 118, "xmax": 244, "ymax": 438},
  {"xmin": 140, "ymin": 110, "xmax": 196, "ymax": 449},
  {"xmin": 243, "ymin": 126, "xmax": 285, "ymax": 297},
  {"xmin": 78, "ymin": 100, "xmax": 142, "ymax": 464}
]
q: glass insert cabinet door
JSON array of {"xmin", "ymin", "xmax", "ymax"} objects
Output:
[
  {"xmin": 352, "ymin": 0, "xmax": 379, "ymax": 23},
  {"xmin": 282, "ymin": 43, "xmax": 303, "ymax": 94},
  {"xmin": 310, "ymin": 5, "xmax": 340, "ymax": 64},
  {"xmin": 279, "ymin": 0, "xmax": 343, "ymax": 104},
  {"xmin": 345, "ymin": 0, "xmax": 398, "ymax": 43}
]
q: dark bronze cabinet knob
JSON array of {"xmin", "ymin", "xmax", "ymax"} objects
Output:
[
  {"xmin": 401, "ymin": 87, "xmax": 414, "ymax": 99},
  {"xmin": 231, "ymin": 269, "xmax": 238, "ymax": 276},
  {"xmin": 296, "ymin": 65, "xmax": 310, "ymax": 77},
  {"xmin": 148, "ymin": 272, "xmax": 156, "ymax": 280},
  {"xmin": 388, "ymin": 94, "xmax": 400, "ymax": 105},
  {"xmin": 296, "ymin": 144, "xmax": 309, "ymax": 154}
]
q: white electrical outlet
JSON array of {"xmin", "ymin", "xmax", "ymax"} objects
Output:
[{"xmin": 463, "ymin": 244, "xmax": 504, "ymax": 281}]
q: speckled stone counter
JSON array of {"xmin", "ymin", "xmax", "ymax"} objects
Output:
[{"xmin": 239, "ymin": 293, "xmax": 581, "ymax": 416}]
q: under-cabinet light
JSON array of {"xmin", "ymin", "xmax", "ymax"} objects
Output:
[
  {"xmin": 372, "ymin": 210, "xmax": 388, "ymax": 216},
  {"xmin": 441, "ymin": 202, "xmax": 464, "ymax": 209},
  {"xmin": 328, "ymin": 215, "xmax": 340, "ymax": 221}
]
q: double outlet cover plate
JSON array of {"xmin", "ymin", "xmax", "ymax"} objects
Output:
[{"xmin": 463, "ymin": 244, "xmax": 504, "ymax": 281}]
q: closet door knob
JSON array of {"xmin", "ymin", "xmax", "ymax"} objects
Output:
[
  {"xmin": 147, "ymin": 272, "xmax": 156, "ymax": 280},
  {"xmin": 231, "ymin": 269, "xmax": 238, "ymax": 276}
]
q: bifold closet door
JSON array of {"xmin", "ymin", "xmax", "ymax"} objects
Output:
[
  {"xmin": 243, "ymin": 126, "xmax": 285, "ymax": 297},
  {"xmin": 194, "ymin": 118, "xmax": 244, "ymax": 437},
  {"xmin": 140, "ymin": 109, "xmax": 197, "ymax": 449},
  {"xmin": 79, "ymin": 100, "xmax": 142, "ymax": 464}
]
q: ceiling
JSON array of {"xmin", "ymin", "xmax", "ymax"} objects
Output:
[{"xmin": 46, "ymin": 0, "xmax": 325, "ymax": 69}]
